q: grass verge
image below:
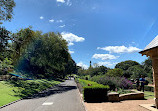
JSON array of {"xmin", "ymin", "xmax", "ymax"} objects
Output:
[
  {"xmin": 0, "ymin": 81, "xmax": 21, "ymax": 107},
  {"xmin": 0, "ymin": 79, "xmax": 61, "ymax": 107}
]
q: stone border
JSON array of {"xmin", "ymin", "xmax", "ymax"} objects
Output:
[
  {"xmin": 0, "ymin": 98, "xmax": 23, "ymax": 109},
  {"xmin": 75, "ymin": 80, "xmax": 88, "ymax": 111}
]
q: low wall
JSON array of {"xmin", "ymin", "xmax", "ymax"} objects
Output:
[{"xmin": 108, "ymin": 90, "xmax": 144, "ymax": 102}]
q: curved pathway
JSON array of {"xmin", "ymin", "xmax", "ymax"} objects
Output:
[{"xmin": 1, "ymin": 79, "xmax": 85, "ymax": 111}]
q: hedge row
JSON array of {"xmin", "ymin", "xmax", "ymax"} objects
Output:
[
  {"xmin": 77, "ymin": 78, "xmax": 109, "ymax": 102},
  {"xmin": 84, "ymin": 85, "xmax": 109, "ymax": 102},
  {"xmin": 133, "ymin": 84, "xmax": 154, "ymax": 92}
]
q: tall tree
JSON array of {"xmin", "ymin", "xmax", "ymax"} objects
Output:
[
  {"xmin": 0, "ymin": 0, "xmax": 16, "ymax": 24},
  {"xmin": 115, "ymin": 60, "xmax": 140, "ymax": 70},
  {"xmin": 0, "ymin": 26, "xmax": 12, "ymax": 60}
]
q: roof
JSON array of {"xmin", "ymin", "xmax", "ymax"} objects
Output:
[{"xmin": 139, "ymin": 35, "xmax": 158, "ymax": 53}]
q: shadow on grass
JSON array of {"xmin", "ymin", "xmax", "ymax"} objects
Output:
[{"xmin": 25, "ymin": 83, "xmax": 77, "ymax": 99}]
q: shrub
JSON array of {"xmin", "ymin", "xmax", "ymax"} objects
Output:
[
  {"xmin": 83, "ymin": 85, "xmax": 109, "ymax": 102},
  {"xmin": 8, "ymin": 79, "xmax": 60, "ymax": 97},
  {"xmin": 90, "ymin": 75, "xmax": 133, "ymax": 90}
]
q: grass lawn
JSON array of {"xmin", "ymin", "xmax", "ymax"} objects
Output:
[
  {"xmin": 0, "ymin": 81, "xmax": 21, "ymax": 107},
  {"xmin": 144, "ymin": 91, "xmax": 154, "ymax": 99},
  {"xmin": 0, "ymin": 79, "xmax": 61, "ymax": 107}
]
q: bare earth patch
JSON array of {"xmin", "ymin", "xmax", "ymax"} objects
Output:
[{"xmin": 85, "ymin": 99, "xmax": 154, "ymax": 111}]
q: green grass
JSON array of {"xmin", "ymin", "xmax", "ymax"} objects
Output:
[
  {"xmin": 0, "ymin": 81, "xmax": 21, "ymax": 107},
  {"xmin": 0, "ymin": 79, "xmax": 61, "ymax": 107},
  {"xmin": 78, "ymin": 78, "xmax": 100, "ymax": 87},
  {"xmin": 144, "ymin": 91, "xmax": 154, "ymax": 99}
]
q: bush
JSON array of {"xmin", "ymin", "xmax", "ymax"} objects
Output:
[
  {"xmin": 90, "ymin": 75, "xmax": 133, "ymax": 90},
  {"xmin": 83, "ymin": 85, "xmax": 109, "ymax": 102}
]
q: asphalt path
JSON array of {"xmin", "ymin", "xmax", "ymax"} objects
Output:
[{"xmin": 1, "ymin": 78, "xmax": 85, "ymax": 111}]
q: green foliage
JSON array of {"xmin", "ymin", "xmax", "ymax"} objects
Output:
[
  {"xmin": 78, "ymin": 78, "xmax": 100, "ymax": 87},
  {"xmin": 77, "ymin": 65, "xmax": 109, "ymax": 77},
  {"xmin": 9, "ymin": 79, "xmax": 61, "ymax": 97},
  {"xmin": 77, "ymin": 79, "xmax": 109, "ymax": 102},
  {"xmin": 0, "ymin": 58, "xmax": 13, "ymax": 75},
  {"xmin": 126, "ymin": 65, "xmax": 147, "ymax": 79},
  {"xmin": 106, "ymin": 68, "xmax": 123, "ymax": 77},
  {"xmin": 90, "ymin": 75, "xmax": 133, "ymax": 90},
  {"xmin": 0, "ymin": 27, "xmax": 13, "ymax": 60},
  {"xmin": 114, "ymin": 88, "xmax": 133, "ymax": 94},
  {"xmin": 0, "ymin": 81, "xmax": 21, "ymax": 107},
  {"xmin": 0, "ymin": 0, "xmax": 16, "ymax": 24},
  {"xmin": 115, "ymin": 60, "xmax": 140, "ymax": 71},
  {"xmin": 142, "ymin": 57, "xmax": 152, "ymax": 81},
  {"xmin": 83, "ymin": 84, "xmax": 109, "ymax": 102},
  {"xmin": 12, "ymin": 28, "xmax": 76, "ymax": 79}
]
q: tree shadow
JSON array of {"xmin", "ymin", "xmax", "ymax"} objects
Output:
[{"xmin": 24, "ymin": 84, "xmax": 77, "ymax": 99}]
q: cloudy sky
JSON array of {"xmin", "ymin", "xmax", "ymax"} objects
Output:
[{"xmin": 2, "ymin": 0, "xmax": 158, "ymax": 69}]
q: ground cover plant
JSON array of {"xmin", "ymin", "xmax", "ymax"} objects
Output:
[{"xmin": 9, "ymin": 79, "xmax": 61, "ymax": 97}]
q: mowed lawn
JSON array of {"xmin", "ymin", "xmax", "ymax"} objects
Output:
[
  {"xmin": 144, "ymin": 91, "xmax": 154, "ymax": 99},
  {"xmin": 0, "ymin": 81, "xmax": 21, "ymax": 107}
]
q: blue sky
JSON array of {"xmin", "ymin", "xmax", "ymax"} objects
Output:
[{"xmin": 2, "ymin": 0, "xmax": 158, "ymax": 69}]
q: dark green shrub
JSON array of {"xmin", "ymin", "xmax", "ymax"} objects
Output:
[{"xmin": 83, "ymin": 85, "xmax": 109, "ymax": 102}]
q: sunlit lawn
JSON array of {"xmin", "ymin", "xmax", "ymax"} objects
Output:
[
  {"xmin": 0, "ymin": 81, "xmax": 21, "ymax": 107},
  {"xmin": 144, "ymin": 91, "xmax": 154, "ymax": 99}
]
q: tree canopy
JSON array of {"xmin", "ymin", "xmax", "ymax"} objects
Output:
[
  {"xmin": 0, "ymin": 0, "xmax": 16, "ymax": 24},
  {"xmin": 115, "ymin": 60, "xmax": 140, "ymax": 71}
]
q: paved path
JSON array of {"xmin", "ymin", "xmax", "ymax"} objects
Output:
[
  {"xmin": 85, "ymin": 99, "xmax": 154, "ymax": 111},
  {"xmin": 1, "ymin": 79, "xmax": 85, "ymax": 111}
]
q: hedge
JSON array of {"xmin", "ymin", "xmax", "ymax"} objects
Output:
[
  {"xmin": 133, "ymin": 84, "xmax": 154, "ymax": 92},
  {"xmin": 83, "ymin": 84, "xmax": 109, "ymax": 102}
]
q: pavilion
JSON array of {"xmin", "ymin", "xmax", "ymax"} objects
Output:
[{"xmin": 139, "ymin": 35, "xmax": 158, "ymax": 108}]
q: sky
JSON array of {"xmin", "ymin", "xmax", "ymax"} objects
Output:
[{"xmin": 2, "ymin": 0, "xmax": 158, "ymax": 69}]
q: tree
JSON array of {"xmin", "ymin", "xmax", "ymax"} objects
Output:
[
  {"xmin": 0, "ymin": 26, "xmax": 13, "ymax": 60},
  {"xmin": 106, "ymin": 68, "xmax": 123, "ymax": 77},
  {"xmin": 13, "ymin": 28, "xmax": 74, "ymax": 79},
  {"xmin": 126, "ymin": 65, "xmax": 147, "ymax": 79},
  {"xmin": 115, "ymin": 60, "xmax": 140, "ymax": 71},
  {"xmin": 0, "ymin": 0, "xmax": 16, "ymax": 24},
  {"xmin": 142, "ymin": 57, "xmax": 153, "ymax": 81}
]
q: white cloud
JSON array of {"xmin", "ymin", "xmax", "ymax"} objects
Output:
[
  {"xmin": 59, "ymin": 25, "xmax": 65, "ymax": 28},
  {"xmin": 61, "ymin": 32, "xmax": 85, "ymax": 46},
  {"xmin": 49, "ymin": 19, "xmax": 54, "ymax": 23},
  {"xmin": 40, "ymin": 16, "xmax": 44, "ymax": 20},
  {"xmin": 69, "ymin": 50, "xmax": 74, "ymax": 54},
  {"xmin": 56, "ymin": 0, "xmax": 65, "ymax": 3},
  {"xmin": 57, "ymin": 20, "xmax": 63, "ymax": 23},
  {"xmin": 56, "ymin": 0, "xmax": 72, "ymax": 6},
  {"xmin": 77, "ymin": 62, "xmax": 88, "ymax": 69},
  {"xmin": 97, "ymin": 46, "xmax": 141, "ymax": 54},
  {"xmin": 97, "ymin": 61, "xmax": 118, "ymax": 67},
  {"xmin": 92, "ymin": 54, "xmax": 119, "ymax": 60},
  {"xmin": 68, "ymin": 42, "xmax": 74, "ymax": 46}
]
